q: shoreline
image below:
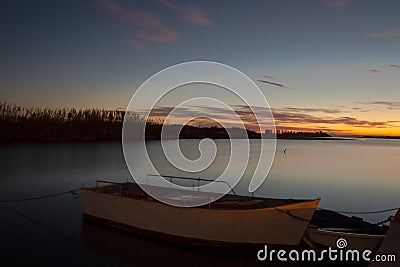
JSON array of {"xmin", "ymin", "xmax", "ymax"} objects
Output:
[{"xmin": 0, "ymin": 137, "xmax": 355, "ymax": 143}]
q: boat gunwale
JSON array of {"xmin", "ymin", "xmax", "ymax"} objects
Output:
[
  {"xmin": 82, "ymin": 182, "xmax": 320, "ymax": 211},
  {"xmin": 307, "ymin": 226, "xmax": 386, "ymax": 239}
]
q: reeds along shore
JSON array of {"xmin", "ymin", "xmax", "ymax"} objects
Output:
[
  {"xmin": 0, "ymin": 102, "xmax": 139, "ymax": 142},
  {"xmin": 0, "ymin": 102, "xmax": 332, "ymax": 142},
  {"xmin": 0, "ymin": 102, "xmax": 259, "ymax": 142}
]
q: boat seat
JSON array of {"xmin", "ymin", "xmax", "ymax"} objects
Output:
[
  {"xmin": 121, "ymin": 191, "xmax": 147, "ymax": 200},
  {"xmin": 210, "ymin": 200, "xmax": 264, "ymax": 209}
]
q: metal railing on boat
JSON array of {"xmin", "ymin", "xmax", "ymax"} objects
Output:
[
  {"xmin": 145, "ymin": 174, "xmax": 236, "ymax": 195},
  {"xmin": 94, "ymin": 175, "xmax": 237, "ymax": 197},
  {"xmin": 95, "ymin": 180, "xmax": 124, "ymax": 195}
]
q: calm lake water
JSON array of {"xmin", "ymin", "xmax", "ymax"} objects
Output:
[{"xmin": 0, "ymin": 139, "xmax": 399, "ymax": 266}]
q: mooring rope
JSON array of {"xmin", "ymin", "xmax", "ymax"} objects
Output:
[
  {"xmin": 0, "ymin": 188, "xmax": 81, "ymax": 203},
  {"xmin": 0, "ymin": 204, "xmax": 78, "ymax": 243},
  {"xmin": 274, "ymin": 207, "xmax": 311, "ymax": 223},
  {"xmin": 0, "ymin": 186, "xmax": 398, "ymax": 216}
]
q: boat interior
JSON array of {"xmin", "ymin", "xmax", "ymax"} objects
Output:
[
  {"xmin": 84, "ymin": 181, "xmax": 315, "ymax": 210},
  {"xmin": 310, "ymin": 209, "xmax": 389, "ymax": 235}
]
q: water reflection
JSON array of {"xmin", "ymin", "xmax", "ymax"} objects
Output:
[
  {"xmin": 81, "ymin": 222, "xmax": 301, "ymax": 267},
  {"xmin": 0, "ymin": 139, "xmax": 399, "ymax": 265}
]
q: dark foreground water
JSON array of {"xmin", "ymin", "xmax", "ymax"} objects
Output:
[{"xmin": 0, "ymin": 139, "xmax": 399, "ymax": 266}]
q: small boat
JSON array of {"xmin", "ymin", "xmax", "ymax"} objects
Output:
[
  {"xmin": 82, "ymin": 178, "xmax": 320, "ymax": 247},
  {"xmin": 304, "ymin": 209, "xmax": 389, "ymax": 251}
]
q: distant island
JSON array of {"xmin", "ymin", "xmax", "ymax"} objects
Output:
[
  {"xmin": 0, "ymin": 102, "xmax": 333, "ymax": 142},
  {"xmin": 272, "ymin": 130, "xmax": 331, "ymax": 140},
  {"xmin": 145, "ymin": 124, "xmax": 331, "ymax": 140},
  {"xmin": 357, "ymin": 135, "xmax": 400, "ymax": 140}
]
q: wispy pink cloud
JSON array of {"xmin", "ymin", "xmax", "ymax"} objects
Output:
[
  {"xmin": 357, "ymin": 101, "xmax": 400, "ymax": 110},
  {"xmin": 144, "ymin": 105, "xmax": 399, "ymax": 133},
  {"xmin": 366, "ymin": 69, "xmax": 380, "ymax": 73},
  {"xmin": 366, "ymin": 28, "xmax": 400, "ymax": 38},
  {"xmin": 158, "ymin": 0, "xmax": 213, "ymax": 27},
  {"xmin": 128, "ymin": 40, "xmax": 145, "ymax": 50},
  {"xmin": 100, "ymin": 0, "xmax": 178, "ymax": 44},
  {"xmin": 325, "ymin": 0, "xmax": 349, "ymax": 10},
  {"xmin": 366, "ymin": 32, "xmax": 383, "ymax": 38}
]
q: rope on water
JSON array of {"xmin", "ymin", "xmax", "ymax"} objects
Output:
[
  {"xmin": 318, "ymin": 207, "xmax": 400, "ymax": 215},
  {"xmin": 0, "ymin": 204, "xmax": 78, "ymax": 243},
  {"xmin": 0, "ymin": 187, "xmax": 81, "ymax": 203}
]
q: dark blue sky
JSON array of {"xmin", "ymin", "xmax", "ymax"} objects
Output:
[{"xmin": 1, "ymin": 0, "xmax": 399, "ymax": 134}]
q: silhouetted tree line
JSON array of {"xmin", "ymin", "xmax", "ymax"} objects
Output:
[
  {"xmin": 0, "ymin": 102, "xmax": 263, "ymax": 142},
  {"xmin": 0, "ymin": 102, "xmax": 143, "ymax": 142},
  {"xmin": 0, "ymin": 102, "xmax": 332, "ymax": 142},
  {"xmin": 145, "ymin": 124, "xmax": 261, "ymax": 140},
  {"xmin": 278, "ymin": 130, "xmax": 330, "ymax": 138}
]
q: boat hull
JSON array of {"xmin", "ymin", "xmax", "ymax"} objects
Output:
[
  {"xmin": 305, "ymin": 227, "xmax": 384, "ymax": 251},
  {"xmin": 82, "ymin": 188, "xmax": 319, "ymax": 246}
]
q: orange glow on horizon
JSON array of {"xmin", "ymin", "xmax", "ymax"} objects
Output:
[
  {"xmin": 273, "ymin": 123, "xmax": 400, "ymax": 136},
  {"xmin": 147, "ymin": 109, "xmax": 400, "ymax": 137}
]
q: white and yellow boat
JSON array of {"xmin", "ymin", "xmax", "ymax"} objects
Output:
[{"xmin": 82, "ymin": 179, "xmax": 320, "ymax": 247}]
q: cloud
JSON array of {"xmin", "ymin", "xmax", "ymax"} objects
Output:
[
  {"xmin": 366, "ymin": 28, "xmax": 400, "ymax": 38},
  {"xmin": 100, "ymin": 0, "xmax": 178, "ymax": 44},
  {"xmin": 142, "ymin": 105, "xmax": 269, "ymax": 130},
  {"xmin": 389, "ymin": 64, "xmax": 400, "ymax": 69},
  {"xmin": 272, "ymin": 111, "xmax": 397, "ymax": 128},
  {"xmin": 357, "ymin": 101, "xmax": 400, "ymax": 110},
  {"xmin": 366, "ymin": 69, "xmax": 380, "ymax": 73},
  {"xmin": 128, "ymin": 40, "xmax": 145, "ymax": 50},
  {"xmin": 257, "ymin": 79, "xmax": 287, "ymax": 88},
  {"xmin": 325, "ymin": 0, "xmax": 348, "ymax": 10},
  {"xmin": 366, "ymin": 32, "xmax": 383, "ymax": 38},
  {"xmin": 350, "ymin": 107, "xmax": 370, "ymax": 113},
  {"xmin": 276, "ymin": 107, "xmax": 343, "ymax": 114},
  {"xmin": 140, "ymin": 104, "xmax": 399, "ymax": 133},
  {"xmin": 158, "ymin": 0, "xmax": 213, "ymax": 27},
  {"xmin": 145, "ymin": 106, "xmax": 237, "ymax": 124}
]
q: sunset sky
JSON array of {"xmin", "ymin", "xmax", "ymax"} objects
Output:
[{"xmin": 1, "ymin": 0, "xmax": 399, "ymax": 135}]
